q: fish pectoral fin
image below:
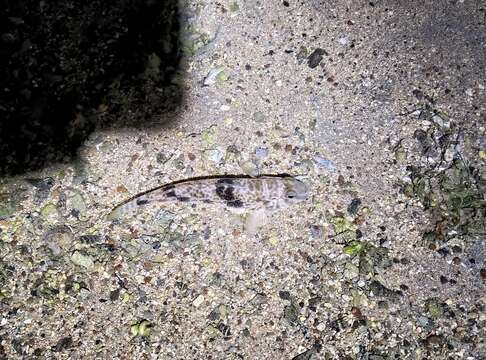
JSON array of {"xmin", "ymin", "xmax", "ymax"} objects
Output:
[{"xmin": 244, "ymin": 208, "xmax": 269, "ymax": 235}]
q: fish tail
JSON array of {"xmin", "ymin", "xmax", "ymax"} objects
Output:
[{"xmin": 107, "ymin": 194, "xmax": 153, "ymax": 220}]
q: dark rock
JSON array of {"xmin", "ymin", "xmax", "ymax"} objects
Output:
[
  {"xmin": 109, "ymin": 288, "xmax": 120, "ymax": 301},
  {"xmin": 283, "ymin": 303, "xmax": 300, "ymax": 325},
  {"xmin": 217, "ymin": 323, "xmax": 231, "ymax": 338},
  {"xmin": 208, "ymin": 307, "xmax": 221, "ymax": 322},
  {"xmin": 52, "ymin": 337, "xmax": 73, "ymax": 352},
  {"xmin": 412, "ymin": 89, "xmax": 424, "ymax": 100},
  {"xmin": 347, "ymin": 198, "xmax": 361, "ymax": 215},
  {"xmin": 307, "ymin": 48, "xmax": 327, "ymax": 68},
  {"xmin": 369, "ymin": 280, "xmax": 402, "ymax": 298},
  {"xmin": 279, "ymin": 290, "xmax": 291, "ymax": 300},
  {"xmin": 25, "ymin": 177, "xmax": 54, "ymax": 203},
  {"xmin": 310, "ymin": 225, "xmax": 323, "ymax": 239}
]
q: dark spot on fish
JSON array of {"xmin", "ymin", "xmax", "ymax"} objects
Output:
[
  {"xmin": 164, "ymin": 184, "xmax": 175, "ymax": 191},
  {"xmin": 227, "ymin": 199, "xmax": 243, "ymax": 208},
  {"xmin": 217, "ymin": 178, "xmax": 234, "ymax": 185},
  {"xmin": 216, "ymin": 185, "xmax": 235, "ymax": 201},
  {"xmin": 165, "ymin": 190, "xmax": 176, "ymax": 197},
  {"xmin": 136, "ymin": 199, "xmax": 149, "ymax": 205},
  {"xmin": 203, "ymin": 199, "xmax": 213, "ymax": 204},
  {"xmin": 177, "ymin": 196, "xmax": 190, "ymax": 202}
]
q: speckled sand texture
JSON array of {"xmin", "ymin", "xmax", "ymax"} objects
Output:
[{"xmin": 0, "ymin": 1, "xmax": 485, "ymax": 359}]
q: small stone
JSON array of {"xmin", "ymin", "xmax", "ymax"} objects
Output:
[
  {"xmin": 70, "ymin": 251, "xmax": 95, "ymax": 270},
  {"xmin": 116, "ymin": 185, "xmax": 128, "ymax": 193},
  {"xmin": 203, "ymin": 67, "xmax": 227, "ymax": 86},
  {"xmin": 0, "ymin": 200, "xmax": 15, "ymax": 220},
  {"xmin": 40, "ymin": 203, "xmax": 59, "ymax": 221},
  {"xmin": 426, "ymin": 298, "xmax": 444, "ymax": 318},
  {"xmin": 279, "ymin": 290, "xmax": 291, "ymax": 300},
  {"xmin": 425, "ymin": 334, "xmax": 443, "ymax": 348},
  {"xmin": 201, "ymin": 129, "xmax": 216, "ymax": 145},
  {"xmin": 338, "ymin": 35, "xmax": 349, "ymax": 45},
  {"xmin": 310, "ymin": 225, "xmax": 323, "ymax": 239},
  {"xmin": 193, "ymin": 294, "xmax": 205, "ymax": 307},
  {"xmin": 253, "ymin": 111, "xmax": 265, "ymax": 123},
  {"xmin": 268, "ymin": 236, "xmax": 279, "ymax": 245},
  {"xmin": 52, "ymin": 337, "xmax": 73, "ymax": 352},
  {"xmin": 255, "ymin": 147, "xmax": 269, "ymax": 158},
  {"xmin": 240, "ymin": 160, "xmax": 258, "ymax": 176},
  {"xmin": 291, "ymin": 347, "xmax": 316, "ymax": 360},
  {"xmin": 283, "ymin": 303, "xmax": 300, "ymax": 325},
  {"xmin": 332, "ymin": 216, "xmax": 354, "ymax": 234},
  {"xmin": 154, "ymin": 209, "xmax": 175, "ymax": 228},
  {"xmin": 313, "ymin": 156, "xmax": 335, "ymax": 171},
  {"xmin": 67, "ymin": 190, "xmax": 87, "ymax": 216},
  {"xmin": 44, "ymin": 226, "xmax": 73, "ymax": 255},
  {"xmin": 205, "ymin": 149, "xmax": 224, "ymax": 164},
  {"xmin": 138, "ymin": 320, "xmax": 152, "ymax": 337},
  {"xmin": 26, "ymin": 177, "xmax": 54, "ymax": 203},
  {"xmin": 130, "ymin": 323, "xmax": 139, "ymax": 336},
  {"xmin": 395, "ymin": 148, "xmax": 407, "ymax": 163},
  {"xmin": 347, "ymin": 198, "xmax": 361, "ymax": 215},
  {"xmin": 412, "ymin": 89, "xmax": 424, "ymax": 100},
  {"xmin": 343, "ymin": 241, "xmax": 366, "ymax": 256},
  {"xmin": 206, "ymin": 325, "xmax": 219, "ymax": 339},
  {"xmin": 229, "ymin": 1, "xmax": 239, "ymax": 12},
  {"xmin": 217, "ymin": 323, "xmax": 231, "ymax": 337},
  {"xmin": 156, "ymin": 152, "xmax": 171, "ymax": 164},
  {"xmin": 344, "ymin": 262, "xmax": 359, "ymax": 279},
  {"xmin": 480, "ymin": 268, "xmax": 486, "ymax": 280},
  {"xmin": 369, "ymin": 280, "xmax": 400, "ymax": 298},
  {"xmin": 307, "ymin": 48, "xmax": 327, "ymax": 69},
  {"xmin": 130, "ymin": 320, "xmax": 152, "ymax": 337}
]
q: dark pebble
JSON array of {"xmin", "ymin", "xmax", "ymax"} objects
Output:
[
  {"xmin": 307, "ymin": 48, "xmax": 327, "ymax": 69},
  {"xmin": 480, "ymin": 268, "xmax": 486, "ymax": 280},
  {"xmin": 451, "ymin": 245, "xmax": 462, "ymax": 253},
  {"xmin": 412, "ymin": 89, "xmax": 424, "ymax": 100},
  {"xmin": 400, "ymin": 258, "xmax": 410, "ymax": 265},
  {"xmin": 437, "ymin": 247, "xmax": 450, "ymax": 257},
  {"xmin": 279, "ymin": 290, "xmax": 291, "ymax": 300},
  {"xmin": 208, "ymin": 307, "xmax": 220, "ymax": 321},
  {"xmin": 109, "ymin": 288, "xmax": 120, "ymax": 301},
  {"xmin": 52, "ymin": 337, "xmax": 73, "ymax": 352},
  {"xmin": 425, "ymin": 334, "xmax": 443, "ymax": 348},
  {"xmin": 310, "ymin": 225, "xmax": 323, "ymax": 239},
  {"xmin": 217, "ymin": 323, "xmax": 231, "ymax": 338},
  {"xmin": 347, "ymin": 198, "xmax": 361, "ymax": 215}
]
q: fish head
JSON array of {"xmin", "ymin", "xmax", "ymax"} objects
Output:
[{"xmin": 281, "ymin": 177, "xmax": 309, "ymax": 204}]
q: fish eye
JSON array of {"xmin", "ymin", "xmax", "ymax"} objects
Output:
[{"xmin": 287, "ymin": 191, "xmax": 297, "ymax": 199}]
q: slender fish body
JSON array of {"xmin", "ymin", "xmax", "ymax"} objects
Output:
[{"xmin": 111, "ymin": 176, "xmax": 308, "ymax": 216}]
